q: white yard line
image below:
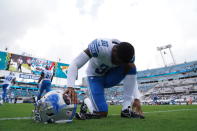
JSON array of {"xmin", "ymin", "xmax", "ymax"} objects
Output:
[
  {"xmin": 0, "ymin": 117, "xmax": 31, "ymax": 120},
  {"xmin": 143, "ymin": 108, "xmax": 197, "ymax": 114},
  {"xmin": 0, "ymin": 108, "xmax": 197, "ymax": 121},
  {"xmin": 111, "ymin": 108, "xmax": 197, "ymax": 116}
]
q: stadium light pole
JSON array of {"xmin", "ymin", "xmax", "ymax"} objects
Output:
[
  {"xmin": 157, "ymin": 46, "xmax": 167, "ymax": 67},
  {"xmin": 167, "ymin": 44, "xmax": 176, "ymax": 65},
  {"xmin": 157, "ymin": 44, "xmax": 176, "ymax": 67}
]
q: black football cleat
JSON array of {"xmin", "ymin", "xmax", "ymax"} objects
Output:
[
  {"xmin": 121, "ymin": 108, "xmax": 145, "ymax": 119},
  {"xmin": 75, "ymin": 112, "xmax": 87, "ymax": 120},
  {"xmin": 75, "ymin": 112, "xmax": 101, "ymax": 120},
  {"xmin": 75, "ymin": 102, "xmax": 88, "ymax": 120},
  {"xmin": 75, "ymin": 102, "xmax": 101, "ymax": 120}
]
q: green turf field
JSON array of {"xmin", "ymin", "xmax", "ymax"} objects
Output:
[{"xmin": 0, "ymin": 104, "xmax": 197, "ymax": 131}]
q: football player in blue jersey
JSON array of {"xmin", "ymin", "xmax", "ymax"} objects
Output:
[
  {"xmin": 65, "ymin": 38, "xmax": 144, "ymax": 119},
  {"xmin": 0, "ymin": 72, "xmax": 16, "ymax": 103},
  {"xmin": 37, "ymin": 66, "xmax": 54, "ymax": 101}
]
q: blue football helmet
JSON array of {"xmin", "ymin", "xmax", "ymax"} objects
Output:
[{"xmin": 32, "ymin": 90, "xmax": 77, "ymax": 123}]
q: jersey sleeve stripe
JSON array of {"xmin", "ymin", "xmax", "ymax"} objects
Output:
[{"xmin": 88, "ymin": 39, "xmax": 100, "ymax": 57}]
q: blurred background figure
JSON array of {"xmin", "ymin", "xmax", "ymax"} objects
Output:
[
  {"xmin": 37, "ymin": 66, "xmax": 54, "ymax": 101},
  {"xmin": 0, "ymin": 72, "xmax": 16, "ymax": 103}
]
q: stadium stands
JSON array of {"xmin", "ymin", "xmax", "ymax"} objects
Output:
[{"xmin": 104, "ymin": 60, "xmax": 197, "ymax": 105}]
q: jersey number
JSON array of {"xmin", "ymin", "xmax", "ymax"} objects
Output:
[
  {"xmin": 45, "ymin": 73, "xmax": 52, "ymax": 79},
  {"xmin": 5, "ymin": 77, "xmax": 12, "ymax": 81}
]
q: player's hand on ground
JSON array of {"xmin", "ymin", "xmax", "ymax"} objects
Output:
[
  {"xmin": 64, "ymin": 87, "xmax": 78, "ymax": 104},
  {"xmin": 132, "ymin": 99, "xmax": 144, "ymax": 116}
]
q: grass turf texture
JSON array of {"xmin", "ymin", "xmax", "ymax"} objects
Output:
[{"xmin": 0, "ymin": 104, "xmax": 197, "ymax": 131}]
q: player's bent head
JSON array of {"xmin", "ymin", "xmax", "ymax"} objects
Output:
[{"xmin": 116, "ymin": 42, "xmax": 135, "ymax": 63}]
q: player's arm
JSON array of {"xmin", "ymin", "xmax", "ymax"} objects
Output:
[
  {"xmin": 123, "ymin": 63, "xmax": 136, "ymax": 74},
  {"xmin": 51, "ymin": 72, "xmax": 55, "ymax": 82},
  {"xmin": 12, "ymin": 78, "xmax": 16, "ymax": 85},
  {"xmin": 122, "ymin": 71, "xmax": 143, "ymax": 116},
  {"xmin": 122, "ymin": 74, "xmax": 138, "ymax": 110},
  {"xmin": 38, "ymin": 72, "xmax": 44, "ymax": 84},
  {"xmin": 66, "ymin": 49, "xmax": 92, "ymax": 104},
  {"xmin": 67, "ymin": 49, "xmax": 92, "ymax": 88},
  {"xmin": 122, "ymin": 63, "xmax": 142, "ymax": 110}
]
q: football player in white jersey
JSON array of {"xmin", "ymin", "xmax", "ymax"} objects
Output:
[
  {"xmin": 37, "ymin": 66, "xmax": 54, "ymax": 100},
  {"xmin": 0, "ymin": 72, "xmax": 16, "ymax": 103},
  {"xmin": 66, "ymin": 38, "xmax": 144, "ymax": 119}
]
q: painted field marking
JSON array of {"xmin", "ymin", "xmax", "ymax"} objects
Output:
[
  {"xmin": 1, "ymin": 108, "xmax": 197, "ymax": 121},
  {"xmin": 111, "ymin": 108, "xmax": 197, "ymax": 116}
]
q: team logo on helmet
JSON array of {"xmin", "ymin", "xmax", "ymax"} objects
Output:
[{"xmin": 32, "ymin": 90, "xmax": 77, "ymax": 124}]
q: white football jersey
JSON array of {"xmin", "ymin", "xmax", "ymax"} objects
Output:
[
  {"xmin": 86, "ymin": 38, "xmax": 118, "ymax": 76},
  {"xmin": 42, "ymin": 69, "xmax": 53, "ymax": 81},
  {"xmin": 3, "ymin": 73, "xmax": 16, "ymax": 85}
]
